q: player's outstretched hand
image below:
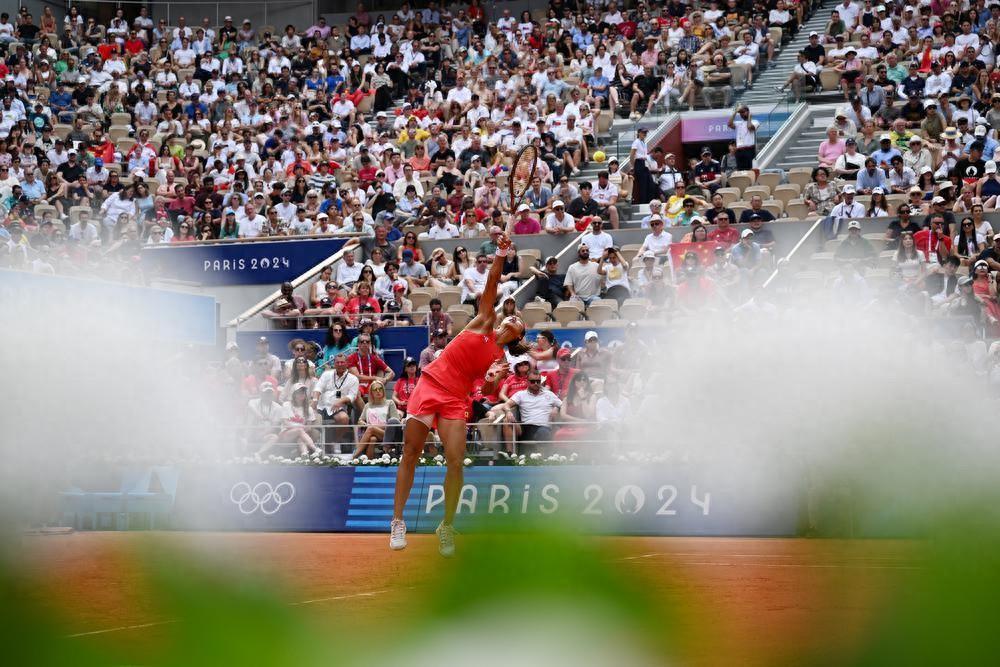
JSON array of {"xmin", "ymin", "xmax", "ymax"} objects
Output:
[
  {"xmin": 496, "ymin": 232, "xmax": 512, "ymax": 252},
  {"xmin": 487, "ymin": 360, "xmax": 510, "ymax": 382}
]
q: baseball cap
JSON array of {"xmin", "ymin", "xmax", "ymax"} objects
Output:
[
  {"xmin": 557, "ymin": 348, "xmax": 572, "ymax": 360},
  {"xmin": 402, "ymin": 248, "xmax": 414, "ymax": 258},
  {"xmin": 545, "ymin": 256, "xmax": 558, "ymax": 264},
  {"xmin": 847, "ymin": 220, "xmax": 862, "ymax": 230},
  {"xmin": 552, "ymin": 200, "xmax": 565, "ymax": 208},
  {"xmin": 880, "ymin": 133, "xmax": 892, "ymax": 141},
  {"xmin": 317, "ymin": 212, "xmax": 329, "ymax": 220},
  {"xmin": 393, "ymin": 283, "xmax": 406, "ymax": 292},
  {"xmin": 909, "ymin": 135, "xmax": 922, "ymax": 143},
  {"xmin": 517, "ymin": 203, "xmax": 531, "ymax": 212},
  {"xmin": 741, "ymin": 229, "xmax": 754, "ymax": 238},
  {"xmin": 94, "ymin": 158, "xmax": 103, "ymax": 166},
  {"xmin": 872, "ymin": 187, "xmax": 885, "ymax": 195},
  {"xmin": 259, "ymin": 382, "xmax": 276, "ymax": 393},
  {"xmin": 976, "ymin": 125, "xmax": 988, "ymax": 136},
  {"xmin": 931, "ymin": 196, "xmax": 946, "ymax": 205},
  {"xmin": 987, "ymin": 161, "xmax": 998, "ymax": 174},
  {"xmin": 923, "ymin": 99, "xmax": 937, "ymax": 109},
  {"xmin": 584, "ymin": 331, "xmax": 599, "ymax": 341},
  {"xmin": 993, "ymin": 233, "xmax": 1000, "ymax": 241},
  {"xmin": 809, "ymin": 31, "xmax": 819, "ymax": 37},
  {"xmin": 843, "ymin": 184, "xmax": 856, "ymax": 194},
  {"xmin": 642, "ymin": 251, "xmax": 656, "ymax": 260}
]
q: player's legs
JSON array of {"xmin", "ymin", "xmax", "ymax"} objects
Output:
[
  {"xmin": 392, "ymin": 415, "xmax": 432, "ymax": 522},
  {"xmin": 436, "ymin": 417, "xmax": 468, "ymax": 527}
]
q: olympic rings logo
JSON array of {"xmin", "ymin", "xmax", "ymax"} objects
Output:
[{"xmin": 230, "ymin": 481, "xmax": 296, "ymax": 515}]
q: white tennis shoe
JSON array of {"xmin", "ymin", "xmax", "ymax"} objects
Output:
[
  {"xmin": 389, "ymin": 518, "xmax": 407, "ymax": 550},
  {"xmin": 435, "ymin": 521, "xmax": 456, "ymax": 558}
]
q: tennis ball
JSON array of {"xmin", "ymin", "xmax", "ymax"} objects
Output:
[{"xmin": 593, "ymin": 150, "xmax": 607, "ymax": 163}]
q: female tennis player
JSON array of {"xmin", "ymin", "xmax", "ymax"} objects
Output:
[{"xmin": 390, "ymin": 231, "xmax": 528, "ymax": 556}]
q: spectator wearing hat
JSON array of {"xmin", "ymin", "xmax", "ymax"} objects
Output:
[
  {"xmin": 968, "ymin": 125, "xmax": 999, "ymax": 162},
  {"xmin": 398, "ymin": 248, "xmax": 428, "ymax": 290},
  {"xmin": 829, "ymin": 185, "xmax": 867, "ymax": 232},
  {"xmin": 833, "ymin": 138, "xmax": 866, "ymax": 180},
  {"xmin": 576, "ymin": 331, "xmax": 610, "ymax": 381},
  {"xmin": 835, "ymin": 221, "xmax": 877, "ymax": 267},
  {"xmin": 730, "ymin": 228, "xmax": 763, "ymax": 272},
  {"xmin": 544, "ymin": 200, "xmax": 576, "ymax": 235},
  {"xmin": 903, "ymin": 135, "xmax": 933, "ymax": 175},
  {"xmin": 635, "ymin": 251, "xmax": 665, "ymax": 298},
  {"xmin": 638, "ymin": 214, "xmax": 673, "ymax": 262},
  {"xmin": 512, "ymin": 204, "xmax": 541, "ymax": 235}
]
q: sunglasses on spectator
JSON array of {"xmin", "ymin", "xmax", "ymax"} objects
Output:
[{"xmin": 528, "ymin": 379, "xmax": 541, "ymax": 385}]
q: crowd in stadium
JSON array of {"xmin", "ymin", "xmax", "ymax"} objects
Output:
[{"xmin": 2, "ymin": 0, "xmax": 1000, "ymax": 456}]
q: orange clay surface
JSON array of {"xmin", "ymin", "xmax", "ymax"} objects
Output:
[{"xmin": 14, "ymin": 532, "xmax": 916, "ymax": 666}]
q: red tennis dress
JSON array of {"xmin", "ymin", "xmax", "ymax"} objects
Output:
[{"xmin": 408, "ymin": 329, "xmax": 506, "ymax": 421}]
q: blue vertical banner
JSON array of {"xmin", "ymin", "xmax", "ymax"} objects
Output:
[{"xmin": 141, "ymin": 238, "xmax": 348, "ymax": 286}]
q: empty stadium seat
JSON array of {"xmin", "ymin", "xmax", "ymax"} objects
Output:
[
  {"xmin": 586, "ymin": 304, "xmax": 617, "ymax": 325},
  {"xmin": 619, "ymin": 298, "xmax": 650, "ymax": 321},
  {"xmin": 743, "ymin": 185, "xmax": 771, "ymax": 201},
  {"xmin": 756, "ymin": 172, "xmax": 782, "ymax": 190},
  {"xmin": 553, "ymin": 302, "xmax": 584, "ymax": 325},
  {"xmin": 726, "ymin": 171, "xmax": 755, "ymax": 193},
  {"xmin": 566, "ymin": 320, "xmax": 597, "ymax": 329},
  {"xmin": 716, "ymin": 187, "xmax": 741, "ymax": 206},
  {"xmin": 787, "ymin": 168, "xmax": 813, "ymax": 188}
]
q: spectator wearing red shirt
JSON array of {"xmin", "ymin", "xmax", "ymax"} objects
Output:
[
  {"xmin": 498, "ymin": 358, "xmax": 532, "ymax": 402},
  {"xmin": 543, "ymin": 348, "xmax": 578, "ymax": 399},
  {"xmin": 708, "ymin": 214, "xmax": 740, "ymax": 245},
  {"xmin": 913, "ymin": 214, "xmax": 953, "ymax": 262},
  {"xmin": 513, "ymin": 204, "xmax": 542, "ymax": 234},
  {"xmin": 392, "ymin": 358, "xmax": 419, "ymax": 414},
  {"xmin": 345, "ymin": 282, "xmax": 382, "ymax": 324},
  {"xmin": 347, "ymin": 334, "xmax": 393, "ymax": 398},
  {"xmin": 124, "ymin": 32, "xmax": 146, "ymax": 55},
  {"xmin": 241, "ymin": 358, "xmax": 280, "ymax": 397}
]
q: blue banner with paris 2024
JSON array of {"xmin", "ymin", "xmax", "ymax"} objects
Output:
[
  {"xmin": 140, "ymin": 238, "xmax": 347, "ymax": 286},
  {"xmin": 168, "ymin": 464, "xmax": 803, "ymax": 536}
]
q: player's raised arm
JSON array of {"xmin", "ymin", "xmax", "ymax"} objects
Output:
[{"xmin": 476, "ymin": 232, "xmax": 512, "ymax": 320}]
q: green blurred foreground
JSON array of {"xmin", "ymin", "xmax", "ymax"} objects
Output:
[{"xmin": 2, "ymin": 508, "xmax": 1000, "ymax": 666}]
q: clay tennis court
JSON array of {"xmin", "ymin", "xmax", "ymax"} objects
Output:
[{"xmin": 16, "ymin": 532, "xmax": 916, "ymax": 666}]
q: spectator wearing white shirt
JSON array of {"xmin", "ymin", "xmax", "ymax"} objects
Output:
[
  {"xmin": 578, "ymin": 218, "xmax": 614, "ymax": 257},
  {"xmin": 505, "ymin": 370, "xmax": 563, "ymax": 446},
  {"xmin": 590, "ymin": 171, "xmax": 621, "ymax": 228},
  {"xmin": 420, "ymin": 212, "xmax": 459, "ymax": 240},
  {"xmin": 238, "ymin": 203, "xmax": 267, "ymax": 238},
  {"xmin": 638, "ymin": 216, "xmax": 672, "ymax": 260},
  {"xmin": 543, "ymin": 200, "xmax": 576, "ymax": 235}
]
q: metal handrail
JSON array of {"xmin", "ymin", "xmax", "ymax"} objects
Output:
[
  {"xmin": 145, "ymin": 232, "xmax": 367, "ymax": 248},
  {"xmin": 226, "ymin": 239, "xmax": 360, "ymax": 328},
  {"xmin": 761, "ymin": 216, "xmax": 826, "ymax": 289}
]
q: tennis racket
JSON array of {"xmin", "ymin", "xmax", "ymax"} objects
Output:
[{"xmin": 508, "ymin": 144, "xmax": 538, "ymax": 216}]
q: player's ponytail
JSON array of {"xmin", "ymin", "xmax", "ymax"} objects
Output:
[{"xmin": 506, "ymin": 336, "xmax": 532, "ymax": 356}]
